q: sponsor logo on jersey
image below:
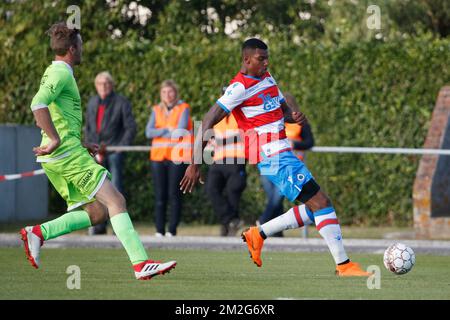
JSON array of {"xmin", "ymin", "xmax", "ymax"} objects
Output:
[
  {"xmin": 78, "ymin": 169, "xmax": 93, "ymax": 190},
  {"xmin": 258, "ymin": 93, "xmax": 281, "ymax": 111}
]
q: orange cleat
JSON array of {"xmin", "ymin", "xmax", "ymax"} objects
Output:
[
  {"xmin": 241, "ymin": 227, "xmax": 264, "ymax": 267},
  {"xmin": 335, "ymin": 261, "xmax": 373, "ymax": 277}
]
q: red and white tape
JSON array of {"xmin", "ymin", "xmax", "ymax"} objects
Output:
[{"xmin": 0, "ymin": 169, "xmax": 45, "ymax": 182}]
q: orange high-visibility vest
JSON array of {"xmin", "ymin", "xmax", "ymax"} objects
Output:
[
  {"xmin": 285, "ymin": 122, "xmax": 305, "ymax": 161},
  {"xmin": 213, "ymin": 114, "xmax": 245, "ymax": 161},
  {"xmin": 150, "ymin": 102, "xmax": 193, "ymax": 163}
]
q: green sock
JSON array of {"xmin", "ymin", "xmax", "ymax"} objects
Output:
[
  {"xmin": 110, "ymin": 213, "xmax": 148, "ymax": 265},
  {"xmin": 41, "ymin": 210, "xmax": 92, "ymax": 240}
]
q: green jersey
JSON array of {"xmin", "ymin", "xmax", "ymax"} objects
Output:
[{"xmin": 30, "ymin": 61, "xmax": 82, "ymax": 162}]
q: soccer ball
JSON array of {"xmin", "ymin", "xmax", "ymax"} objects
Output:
[{"xmin": 383, "ymin": 243, "xmax": 415, "ymax": 275}]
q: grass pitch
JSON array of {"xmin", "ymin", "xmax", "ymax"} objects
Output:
[{"xmin": 1, "ymin": 247, "xmax": 449, "ymax": 300}]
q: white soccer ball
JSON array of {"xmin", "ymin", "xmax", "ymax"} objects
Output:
[{"xmin": 383, "ymin": 243, "xmax": 415, "ymax": 275}]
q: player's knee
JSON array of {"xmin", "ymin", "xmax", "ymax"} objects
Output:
[
  {"xmin": 85, "ymin": 202, "xmax": 108, "ymax": 225},
  {"xmin": 315, "ymin": 192, "xmax": 332, "ymax": 208},
  {"xmin": 92, "ymin": 211, "xmax": 108, "ymax": 225},
  {"xmin": 306, "ymin": 191, "xmax": 333, "ymax": 212},
  {"xmin": 319, "ymin": 193, "xmax": 332, "ymax": 208}
]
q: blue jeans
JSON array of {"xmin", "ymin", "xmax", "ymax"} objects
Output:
[
  {"xmin": 105, "ymin": 152, "xmax": 124, "ymax": 193},
  {"xmin": 258, "ymin": 175, "xmax": 284, "ymax": 224}
]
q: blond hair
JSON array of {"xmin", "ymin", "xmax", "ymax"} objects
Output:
[
  {"xmin": 159, "ymin": 79, "xmax": 179, "ymax": 113},
  {"xmin": 95, "ymin": 71, "xmax": 115, "ymax": 86}
]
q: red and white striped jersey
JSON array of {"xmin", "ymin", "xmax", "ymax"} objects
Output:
[{"xmin": 216, "ymin": 71, "xmax": 291, "ymax": 163}]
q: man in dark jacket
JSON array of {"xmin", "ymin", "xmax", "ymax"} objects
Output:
[{"xmin": 84, "ymin": 71, "xmax": 137, "ymax": 234}]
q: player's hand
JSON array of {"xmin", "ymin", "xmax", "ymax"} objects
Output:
[
  {"xmin": 83, "ymin": 143, "xmax": 100, "ymax": 157},
  {"xmin": 33, "ymin": 138, "xmax": 60, "ymax": 156},
  {"xmin": 292, "ymin": 111, "xmax": 308, "ymax": 126},
  {"xmin": 179, "ymin": 164, "xmax": 204, "ymax": 194}
]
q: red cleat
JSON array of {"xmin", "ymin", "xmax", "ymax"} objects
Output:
[
  {"xmin": 133, "ymin": 259, "xmax": 177, "ymax": 280},
  {"xmin": 20, "ymin": 226, "xmax": 43, "ymax": 269}
]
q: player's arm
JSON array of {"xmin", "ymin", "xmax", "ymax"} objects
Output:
[
  {"xmin": 294, "ymin": 123, "xmax": 314, "ymax": 150},
  {"xmin": 32, "ymin": 108, "xmax": 61, "ymax": 156},
  {"xmin": 30, "ymin": 69, "xmax": 70, "ymax": 156},
  {"xmin": 281, "ymin": 100, "xmax": 308, "ymax": 126},
  {"xmin": 180, "ymin": 82, "xmax": 245, "ymax": 193},
  {"xmin": 179, "ymin": 104, "xmax": 227, "ymax": 193}
]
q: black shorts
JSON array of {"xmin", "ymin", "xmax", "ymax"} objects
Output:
[{"xmin": 297, "ymin": 178, "xmax": 320, "ymax": 203}]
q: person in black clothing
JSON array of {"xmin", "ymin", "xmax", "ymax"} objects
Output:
[
  {"xmin": 84, "ymin": 71, "xmax": 137, "ymax": 234},
  {"xmin": 206, "ymin": 88, "xmax": 247, "ymax": 236}
]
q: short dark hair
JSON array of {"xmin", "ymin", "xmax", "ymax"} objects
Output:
[
  {"xmin": 242, "ymin": 38, "xmax": 268, "ymax": 52},
  {"xmin": 46, "ymin": 22, "xmax": 80, "ymax": 56}
]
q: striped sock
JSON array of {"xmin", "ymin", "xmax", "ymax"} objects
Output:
[
  {"xmin": 260, "ymin": 204, "xmax": 314, "ymax": 237},
  {"xmin": 313, "ymin": 207, "xmax": 349, "ymax": 264}
]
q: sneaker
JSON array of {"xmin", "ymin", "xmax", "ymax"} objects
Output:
[
  {"xmin": 155, "ymin": 232, "xmax": 164, "ymax": 237},
  {"xmin": 335, "ymin": 261, "xmax": 373, "ymax": 277},
  {"xmin": 133, "ymin": 259, "xmax": 177, "ymax": 280},
  {"xmin": 165, "ymin": 232, "xmax": 174, "ymax": 237},
  {"xmin": 241, "ymin": 227, "xmax": 264, "ymax": 267},
  {"xmin": 20, "ymin": 226, "xmax": 43, "ymax": 269}
]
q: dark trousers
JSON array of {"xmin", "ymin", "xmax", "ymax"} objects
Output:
[
  {"xmin": 258, "ymin": 175, "xmax": 284, "ymax": 224},
  {"xmin": 106, "ymin": 152, "xmax": 124, "ymax": 193},
  {"xmin": 92, "ymin": 152, "xmax": 124, "ymax": 234},
  {"xmin": 206, "ymin": 163, "xmax": 247, "ymax": 225},
  {"xmin": 151, "ymin": 160, "xmax": 187, "ymax": 235},
  {"xmin": 258, "ymin": 175, "xmax": 284, "ymax": 237}
]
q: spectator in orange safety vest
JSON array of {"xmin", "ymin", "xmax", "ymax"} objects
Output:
[
  {"xmin": 257, "ymin": 93, "xmax": 314, "ymax": 236},
  {"xmin": 145, "ymin": 80, "xmax": 193, "ymax": 237},
  {"xmin": 206, "ymin": 89, "xmax": 247, "ymax": 236}
]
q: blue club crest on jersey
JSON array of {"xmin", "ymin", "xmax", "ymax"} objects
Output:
[{"xmin": 258, "ymin": 93, "xmax": 281, "ymax": 111}]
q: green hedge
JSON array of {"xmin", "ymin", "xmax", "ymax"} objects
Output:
[{"xmin": 1, "ymin": 3, "xmax": 449, "ymax": 226}]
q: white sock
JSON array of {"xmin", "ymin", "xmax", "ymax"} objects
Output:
[
  {"xmin": 260, "ymin": 205, "xmax": 314, "ymax": 237},
  {"xmin": 313, "ymin": 207, "xmax": 349, "ymax": 264}
]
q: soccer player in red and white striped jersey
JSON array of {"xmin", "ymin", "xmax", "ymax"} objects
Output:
[{"xmin": 180, "ymin": 38, "xmax": 371, "ymax": 276}]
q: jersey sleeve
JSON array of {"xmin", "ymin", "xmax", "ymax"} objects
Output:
[
  {"xmin": 216, "ymin": 82, "xmax": 246, "ymax": 113},
  {"xmin": 30, "ymin": 67, "xmax": 70, "ymax": 111},
  {"xmin": 267, "ymin": 72, "xmax": 285, "ymax": 103},
  {"xmin": 278, "ymin": 87, "xmax": 285, "ymax": 103}
]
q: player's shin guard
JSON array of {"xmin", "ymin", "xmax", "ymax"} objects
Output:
[
  {"xmin": 40, "ymin": 210, "xmax": 92, "ymax": 240},
  {"xmin": 110, "ymin": 212, "xmax": 148, "ymax": 265},
  {"xmin": 313, "ymin": 207, "xmax": 349, "ymax": 264},
  {"xmin": 260, "ymin": 205, "xmax": 314, "ymax": 237}
]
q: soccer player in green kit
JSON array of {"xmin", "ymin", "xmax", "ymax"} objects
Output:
[{"xmin": 20, "ymin": 22, "xmax": 176, "ymax": 280}]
